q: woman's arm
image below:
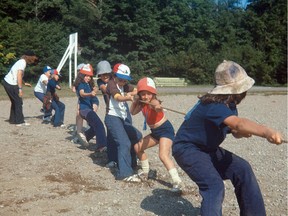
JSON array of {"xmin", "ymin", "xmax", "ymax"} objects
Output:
[{"xmin": 224, "ymin": 115, "xmax": 283, "ymax": 144}]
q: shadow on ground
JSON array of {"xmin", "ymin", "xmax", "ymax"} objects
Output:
[{"xmin": 141, "ymin": 188, "xmax": 200, "ymax": 216}]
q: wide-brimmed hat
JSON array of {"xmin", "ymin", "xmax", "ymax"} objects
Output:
[
  {"xmin": 114, "ymin": 64, "xmax": 132, "ymax": 80},
  {"xmin": 97, "ymin": 60, "xmax": 112, "ymax": 75},
  {"xmin": 209, "ymin": 60, "xmax": 255, "ymax": 94}
]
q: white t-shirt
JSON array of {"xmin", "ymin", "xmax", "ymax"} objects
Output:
[
  {"xmin": 34, "ymin": 74, "xmax": 49, "ymax": 93},
  {"xmin": 4, "ymin": 59, "xmax": 26, "ymax": 85},
  {"xmin": 108, "ymin": 85, "xmax": 127, "ymax": 119}
]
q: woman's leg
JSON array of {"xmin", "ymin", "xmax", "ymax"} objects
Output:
[
  {"xmin": 174, "ymin": 145, "xmax": 224, "ymax": 216},
  {"xmin": 215, "ymin": 148, "xmax": 266, "ymax": 216}
]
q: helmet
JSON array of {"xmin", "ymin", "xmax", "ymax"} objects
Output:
[
  {"xmin": 112, "ymin": 63, "xmax": 121, "ymax": 73},
  {"xmin": 114, "ymin": 64, "xmax": 132, "ymax": 80},
  {"xmin": 97, "ymin": 60, "xmax": 112, "ymax": 75},
  {"xmin": 137, "ymin": 77, "xmax": 157, "ymax": 94},
  {"xmin": 77, "ymin": 63, "xmax": 85, "ymax": 71},
  {"xmin": 80, "ymin": 64, "xmax": 93, "ymax": 76}
]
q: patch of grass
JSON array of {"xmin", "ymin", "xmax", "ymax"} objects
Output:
[{"xmin": 0, "ymin": 83, "xmax": 77, "ymax": 101}]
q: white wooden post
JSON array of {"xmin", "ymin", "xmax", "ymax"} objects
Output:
[{"xmin": 57, "ymin": 33, "xmax": 78, "ymax": 88}]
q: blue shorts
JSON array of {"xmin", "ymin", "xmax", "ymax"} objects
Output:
[{"xmin": 150, "ymin": 120, "xmax": 175, "ymax": 141}]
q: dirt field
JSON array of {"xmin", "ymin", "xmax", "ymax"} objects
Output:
[{"xmin": 0, "ymin": 86, "xmax": 287, "ymax": 216}]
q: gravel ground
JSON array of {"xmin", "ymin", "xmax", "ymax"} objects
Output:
[{"xmin": 0, "ymin": 87, "xmax": 287, "ymax": 216}]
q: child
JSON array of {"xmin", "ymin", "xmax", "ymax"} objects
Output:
[
  {"xmin": 44, "ymin": 69, "xmax": 65, "ymax": 127},
  {"xmin": 96, "ymin": 60, "xmax": 118, "ymax": 165},
  {"xmin": 34, "ymin": 65, "xmax": 52, "ymax": 121},
  {"xmin": 73, "ymin": 63, "xmax": 98, "ymax": 145},
  {"xmin": 74, "ymin": 64, "xmax": 107, "ymax": 151},
  {"xmin": 130, "ymin": 77, "xmax": 183, "ymax": 191},
  {"xmin": 104, "ymin": 64, "xmax": 142, "ymax": 182},
  {"xmin": 172, "ymin": 60, "xmax": 283, "ymax": 215}
]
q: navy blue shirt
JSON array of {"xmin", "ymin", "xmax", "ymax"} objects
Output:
[
  {"xmin": 97, "ymin": 78, "xmax": 109, "ymax": 105},
  {"xmin": 46, "ymin": 79, "xmax": 58, "ymax": 94},
  {"xmin": 77, "ymin": 82, "xmax": 94, "ymax": 110},
  {"xmin": 173, "ymin": 101, "xmax": 237, "ymax": 152}
]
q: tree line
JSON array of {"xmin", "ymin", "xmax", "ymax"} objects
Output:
[{"xmin": 0, "ymin": 0, "xmax": 286, "ymax": 85}]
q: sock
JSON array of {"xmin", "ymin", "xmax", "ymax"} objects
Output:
[
  {"xmin": 169, "ymin": 168, "xmax": 182, "ymax": 184},
  {"xmin": 140, "ymin": 159, "xmax": 149, "ymax": 174}
]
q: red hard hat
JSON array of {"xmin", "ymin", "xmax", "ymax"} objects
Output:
[
  {"xmin": 137, "ymin": 77, "xmax": 157, "ymax": 94},
  {"xmin": 112, "ymin": 63, "xmax": 121, "ymax": 73},
  {"xmin": 80, "ymin": 64, "xmax": 93, "ymax": 76}
]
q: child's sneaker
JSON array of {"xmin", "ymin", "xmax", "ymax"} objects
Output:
[
  {"xmin": 76, "ymin": 132, "xmax": 89, "ymax": 147},
  {"xmin": 123, "ymin": 174, "xmax": 142, "ymax": 183},
  {"xmin": 42, "ymin": 116, "xmax": 51, "ymax": 122},
  {"xmin": 105, "ymin": 161, "xmax": 117, "ymax": 168}
]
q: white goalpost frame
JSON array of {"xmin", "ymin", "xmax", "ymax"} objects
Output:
[{"xmin": 56, "ymin": 32, "xmax": 78, "ymax": 88}]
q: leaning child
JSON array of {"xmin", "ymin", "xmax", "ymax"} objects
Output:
[{"xmin": 130, "ymin": 77, "xmax": 183, "ymax": 191}]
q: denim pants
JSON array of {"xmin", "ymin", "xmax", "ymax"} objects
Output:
[
  {"xmin": 173, "ymin": 144, "xmax": 266, "ymax": 216},
  {"xmin": 105, "ymin": 114, "xmax": 142, "ymax": 179},
  {"xmin": 34, "ymin": 91, "xmax": 52, "ymax": 117},
  {"xmin": 2, "ymin": 80, "xmax": 24, "ymax": 124},
  {"xmin": 81, "ymin": 110, "xmax": 107, "ymax": 148},
  {"xmin": 51, "ymin": 100, "xmax": 65, "ymax": 127}
]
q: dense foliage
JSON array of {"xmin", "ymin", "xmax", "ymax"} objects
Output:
[{"xmin": 0, "ymin": 0, "xmax": 286, "ymax": 85}]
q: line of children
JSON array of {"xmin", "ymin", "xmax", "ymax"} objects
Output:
[
  {"xmin": 130, "ymin": 77, "xmax": 183, "ymax": 191},
  {"xmin": 172, "ymin": 60, "xmax": 283, "ymax": 215},
  {"xmin": 74, "ymin": 64, "xmax": 107, "ymax": 151}
]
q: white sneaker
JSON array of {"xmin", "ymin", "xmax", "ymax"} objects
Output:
[
  {"xmin": 16, "ymin": 122, "xmax": 30, "ymax": 127},
  {"xmin": 123, "ymin": 174, "xmax": 142, "ymax": 183},
  {"xmin": 76, "ymin": 132, "xmax": 89, "ymax": 147}
]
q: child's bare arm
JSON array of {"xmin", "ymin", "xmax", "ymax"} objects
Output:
[
  {"xmin": 224, "ymin": 115, "xmax": 283, "ymax": 144},
  {"xmin": 130, "ymin": 96, "xmax": 142, "ymax": 115},
  {"xmin": 149, "ymin": 99, "xmax": 163, "ymax": 112},
  {"xmin": 79, "ymin": 89, "xmax": 96, "ymax": 98}
]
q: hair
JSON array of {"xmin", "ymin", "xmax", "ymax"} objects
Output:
[
  {"xmin": 198, "ymin": 92, "xmax": 247, "ymax": 105},
  {"xmin": 23, "ymin": 55, "xmax": 38, "ymax": 65},
  {"xmin": 73, "ymin": 73, "xmax": 95, "ymax": 89}
]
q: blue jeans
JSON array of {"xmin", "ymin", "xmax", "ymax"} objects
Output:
[
  {"xmin": 173, "ymin": 144, "xmax": 266, "ymax": 216},
  {"xmin": 105, "ymin": 115, "xmax": 142, "ymax": 179},
  {"xmin": 80, "ymin": 109, "xmax": 107, "ymax": 148},
  {"xmin": 51, "ymin": 100, "xmax": 65, "ymax": 127},
  {"xmin": 34, "ymin": 91, "xmax": 52, "ymax": 117}
]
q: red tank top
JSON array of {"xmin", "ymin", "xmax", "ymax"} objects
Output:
[{"xmin": 142, "ymin": 104, "xmax": 164, "ymax": 126}]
